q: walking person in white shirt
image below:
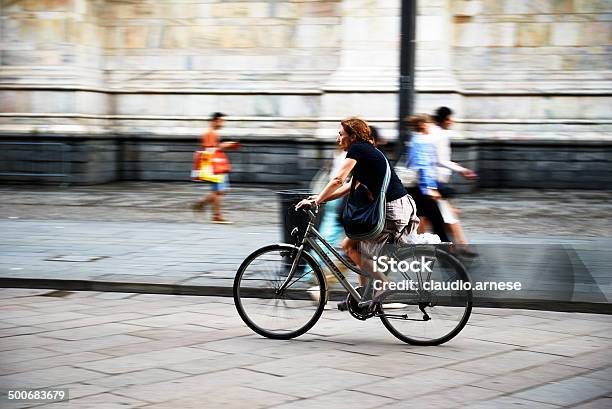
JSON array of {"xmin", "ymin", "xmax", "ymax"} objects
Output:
[{"xmin": 431, "ymin": 107, "xmax": 478, "ymax": 251}]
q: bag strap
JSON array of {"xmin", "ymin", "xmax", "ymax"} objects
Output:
[
  {"xmin": 347, "ymin": 148, "xmax": 391, "ymax": 199},
  {"xmin": 379, "ymin": 148, "xmax": 391, "ymax": 198},
  {"xmin": 348, "ymin": 171, "xmax": 357, "ymax": 195}
]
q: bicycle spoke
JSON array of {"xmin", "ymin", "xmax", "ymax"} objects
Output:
[
  {"xmin": 379, "ymin": 247, "xmax": 472, "ymax": 345},
  {"xmin": 234, "ymin": 245, "xmax": 325, "ymax": 339}
]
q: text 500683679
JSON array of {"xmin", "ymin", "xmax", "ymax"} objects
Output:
[{"xmin": 4, "ymin": 389, "xmax": 69, "ymax": 403}]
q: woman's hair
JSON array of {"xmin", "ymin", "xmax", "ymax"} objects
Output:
[
  {"xmin": 433, "ymin": 106, "xmax": 453, "ymax": 127},
  {"xmin": 407, "ymin": 114, "xmax": 432, "ymax": 132},
  {"xmin": 340, "ymin": 117, "xmax": 374, "ymax": 145},
  {"xmin": 369, "ymin": 126, "xmax": 380, "ymax": 145}
]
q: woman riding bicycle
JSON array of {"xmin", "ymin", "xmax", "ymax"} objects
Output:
[
  {"xmin": 297, "ymin": 117, "xmax": 420, "ymax": 297},
  {"xmin": 236, "ymin": 118, "xmax": 471, "ymax": 345}
]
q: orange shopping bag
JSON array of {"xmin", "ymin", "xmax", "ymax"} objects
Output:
[
  {"xmin": 211, "ymin": 150, "xmax": 231, "ymax": 174},
  {"xmin": 191, "ymin": 150, "xmax": 224, "ymax": 183}
]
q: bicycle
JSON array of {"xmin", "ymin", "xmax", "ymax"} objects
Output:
[{"xmin": 234, "ymin": 204, "xmax": 472, "ymax": 345}]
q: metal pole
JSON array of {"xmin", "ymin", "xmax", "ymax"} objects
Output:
[{"xmin": 397, "ymin": 0, "xmax": 417, "ymax": 164}]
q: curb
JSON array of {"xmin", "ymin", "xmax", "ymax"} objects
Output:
[{"xmin": 1, "ymin": 277, "xmax": 610, "ymax": 315}]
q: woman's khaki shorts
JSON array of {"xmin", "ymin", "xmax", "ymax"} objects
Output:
[{"xmin": 359, "ymin": 194, "xmax": 419, "ymax": 258}]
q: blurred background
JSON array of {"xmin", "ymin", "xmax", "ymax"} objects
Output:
[
  {"xmin": 0, "ymin": 6, "xmax": 611, "ymax": 405},
  {"xmin": 1, "ymin": 0, "xmax": 610, "ymax": 189}
]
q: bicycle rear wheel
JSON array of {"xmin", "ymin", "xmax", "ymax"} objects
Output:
[
  {"xmin": 234, "ymin": 244, "xmax": 326, "ymax": 340},
  {"xmin": 378, "ymin": 246, "xmax": 472, "ymax": 346}
]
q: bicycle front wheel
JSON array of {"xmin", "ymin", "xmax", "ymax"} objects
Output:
[
  {"xmin": 378, "ymin": 246, "xmax": 472, "ymax": 346},
  {"xmin": 234, "ymin": 244, "xmax": 326, "ymax": 340}
]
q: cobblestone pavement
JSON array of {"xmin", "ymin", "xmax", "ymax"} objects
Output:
[
  {"xmin": 0, "ymin": 289, "xmax": 610, "ymax": 409},
  {"xmin": 1, "ymin": 183, "xmax": 612, "ymax": 236},
  {"xmin": 0, "ymin": 183, "xmax": 278, "ymax": 227},
  {"xmin": 1, "ymin": 183, "xmax": 611, "ymax": 309}
]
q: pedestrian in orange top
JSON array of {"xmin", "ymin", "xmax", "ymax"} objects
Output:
[{"xmin": 191, "ymin": 112, "xmax": 239, "ymax": 224}]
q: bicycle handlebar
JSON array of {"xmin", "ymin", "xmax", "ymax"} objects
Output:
[{"xmin": 295, "ymin": 200, "xmax": 319, "ymax": 221}]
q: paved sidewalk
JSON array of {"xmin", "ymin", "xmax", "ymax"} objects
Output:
[
  {"xmin": 0, "ymin": 288, "xmax": 610, "ymax": 409},
  {"xmin": 1, "ymin": 183, "xmax": 611, "ymax": 311},
  {"xmin": 1, "ymin": 183, "xmax": 612, "ymax": 236}
]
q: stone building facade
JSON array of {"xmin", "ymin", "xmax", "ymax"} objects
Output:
[{"xmin": 1, "ymin": 0, "xmax": 611, "ymax": 187}]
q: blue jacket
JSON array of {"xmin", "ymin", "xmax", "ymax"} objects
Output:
[{"xmin": 407, "ymin": 134, "xmax": 438, "ymax": 195}]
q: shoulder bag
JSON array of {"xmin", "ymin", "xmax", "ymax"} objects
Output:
[
  {"xmin": 211, "ymin": 149, "xmax": 231, "ymax": 174},
  {"xmin": 341, "ymin": 149, "xmax": 390, "ymax": 241},
  {"xmin": 394, "ymin": 165, "xmax": 417, "ymax": 187}
]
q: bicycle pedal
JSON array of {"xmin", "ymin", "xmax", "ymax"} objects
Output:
[
  {"xmin": 337, "ymin": 301, "xmax": 348, "ymax": 311},
  {"xmin": 357, "ymin": 300, "xmax": 375, "ymax": 309}
]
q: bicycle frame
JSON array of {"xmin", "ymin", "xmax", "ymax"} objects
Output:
[
  {"xmin": 238, "ymin": 206, "xmax": 473, "ymax": 344},
  {"xmin": 278, "ymin": 209, "xmax": 365, "ymax": 302}
]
